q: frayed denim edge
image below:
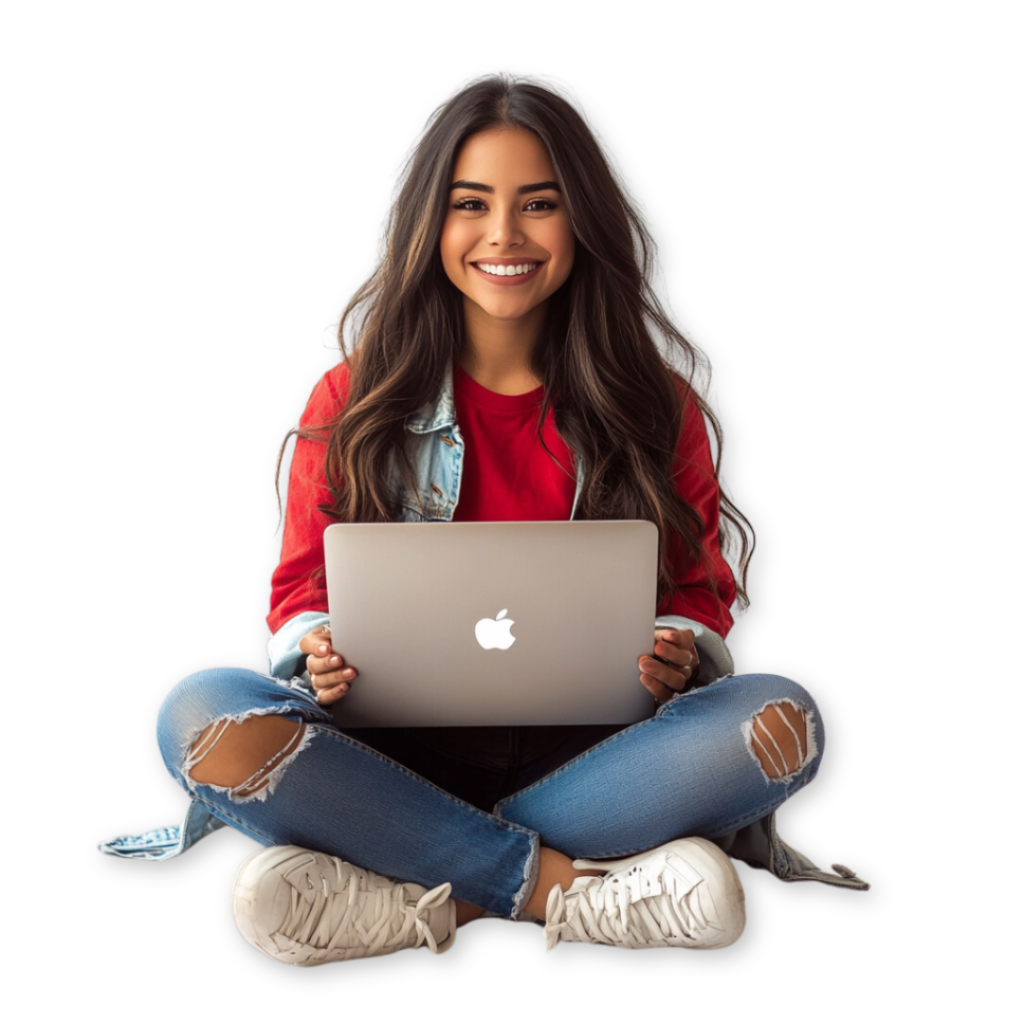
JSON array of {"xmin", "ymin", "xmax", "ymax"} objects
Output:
[
  {"xmin": 177, "ymin": 704, "xmax": 319, "ymax": 803},
  {"xmin": 739, "ymin": 699, "xmax": 819, "ymax": 785},
  {"xmin": 510, "ymin": 832, "xmax": 541, "ymax": 921}
]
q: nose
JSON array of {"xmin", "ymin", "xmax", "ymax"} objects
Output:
[{"xmin": 486, "ymin": 205, "xmax": 525, "ymax": 248}]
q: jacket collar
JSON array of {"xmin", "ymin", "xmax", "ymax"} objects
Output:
[
  {"xmin": 405, "ymin": 358, "xmax": 456, "ymax": 434},
  {"xmin": 403, "ymin": 357, "xmax": 585, "ymax": 518}
]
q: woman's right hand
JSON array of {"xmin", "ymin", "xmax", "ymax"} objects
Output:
[{"xmin": 299, "ymin": 625, "xmax": 358, "ymax": 705}]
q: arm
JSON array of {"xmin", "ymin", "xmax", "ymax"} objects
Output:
[
  {"xmin": 659, "ymin": 380, "xmax": 737, "ymax": 634},
  {"xmin": 643, "ymin": 380, "xmax": 741, "ymax": 700},
  {"xmin": 266, "ymin": 363, "xmax": 351, "ymax": 679}
]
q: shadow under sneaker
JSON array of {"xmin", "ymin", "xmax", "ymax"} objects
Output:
[
  {"xmin": 232, "ymin": 846, "xmax": 457, "ymax": 965},
  {"xmin": 543, "ymin": 837, "xmax": 745, "ymax": 951}
]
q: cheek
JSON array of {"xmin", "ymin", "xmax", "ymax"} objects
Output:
[
  {"xmin": 440, "ymin": 220, "xmax": 468, "ymax": 279},
  {"xmin": 551, "ymin": 227, "xmax": 576, "ymax": 285}
]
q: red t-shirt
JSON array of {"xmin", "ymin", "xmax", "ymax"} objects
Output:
[
  {"xmin": 451, "ymin": 365, "xmax": 577, "ymax": 522},
  {"xmin": 268, "ymin": 360, "xmax": 736, "ymax": 637}
]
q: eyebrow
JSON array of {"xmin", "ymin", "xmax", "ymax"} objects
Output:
[{"xmin": 449, "ymin": 179, "xmax": 562, "ymax": 195}]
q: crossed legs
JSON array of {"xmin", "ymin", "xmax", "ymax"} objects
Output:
[{"xmin": 160, "ymin": 670, "xmax": 822, "ymax": 922}]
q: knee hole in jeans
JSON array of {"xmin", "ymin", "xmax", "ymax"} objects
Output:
[
  {"xmin": 745, "ymin": 700, "xmax": 814, "ymax": 782},
  {"xmin": 184, "ymin": 714, "xmax": 308, "ymax": 801}
]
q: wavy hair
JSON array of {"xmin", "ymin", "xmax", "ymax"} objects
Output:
[{"xmin": 279, "ymin": 74, "xmax": 754, "ymax": 608}]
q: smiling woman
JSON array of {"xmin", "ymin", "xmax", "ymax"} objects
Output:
[
  {"xmin": 441, "ymin": 128, "xmax": 575, "ymax": 384},
  {"xmin": 103, "ymin": 73, "xmax": 866, "ymax": 970}
]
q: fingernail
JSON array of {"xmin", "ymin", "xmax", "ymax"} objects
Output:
[
  {"xmin": 342, "ymin": 668, "xmax": 354, "ymax": 678},
  {"xmin": 318, "ymin": 645, "xmax": 328, "ymax": 654},
  {"xmin": 330, "ymin": 656, "xmax": 340, "ymax": 665},
  {"xmin": 341, "ymin": 683, "xmax": 349, "ymax": 691}
]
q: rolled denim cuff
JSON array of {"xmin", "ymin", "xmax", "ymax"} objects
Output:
[{"xmin": 268, "ymin": 610, "xmax": 331, "ymax": 680}]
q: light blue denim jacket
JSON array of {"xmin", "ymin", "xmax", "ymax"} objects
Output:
[{"xmin": 100, "ymin": 359, "xmax": 867, "ymax": 891}]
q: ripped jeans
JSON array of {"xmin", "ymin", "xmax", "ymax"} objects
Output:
[{"xmin": 156, "ymin": 669, "xmax": 823, "ymax": 919}]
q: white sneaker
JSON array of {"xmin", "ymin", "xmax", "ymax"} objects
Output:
[
  {"xmin": 543, "ymin": 837, "xmax": 745, "ymax": 951},
  {"xmin": 232, "ymin": 846, "xmax": 457, "ymax": 965}
]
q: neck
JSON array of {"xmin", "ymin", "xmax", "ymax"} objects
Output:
[{"xmin": 458, "ymin": 299, "xmax": 546, "ymax": 395}]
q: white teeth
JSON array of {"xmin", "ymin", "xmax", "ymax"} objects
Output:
[{"xmin": 477, "ymin": 262, "xmax": 537, "ymax": 277}]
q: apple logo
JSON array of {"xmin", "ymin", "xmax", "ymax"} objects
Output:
[{"xmin": 474, "ymin": 608, "xmax": 516, "ymax": 651}]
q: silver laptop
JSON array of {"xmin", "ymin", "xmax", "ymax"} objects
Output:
[{"xmin": 324, "ymin": 520, "xmax": 659, "ymax": 728}]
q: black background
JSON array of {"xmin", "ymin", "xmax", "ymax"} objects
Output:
[{"xmin": 81, "ymin": 59, "xmax": 888, "ymax": 987}]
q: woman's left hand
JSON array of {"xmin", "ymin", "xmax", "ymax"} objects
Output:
[{"xmin": 639, "ymin": 629, "xmax": 700, "ymax": 705}]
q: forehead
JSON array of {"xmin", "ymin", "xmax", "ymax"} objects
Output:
[{"xmin": 451, "ymin": 128, "xmax": 556, "ymax": 185}]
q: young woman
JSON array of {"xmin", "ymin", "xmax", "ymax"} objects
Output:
[{"xmin": 102, "ymin": 75, "xmax": 867, "ymax": 964}]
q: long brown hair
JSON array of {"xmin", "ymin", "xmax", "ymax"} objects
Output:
[{"xmin": 279, "ymin": 74, "xmax": 754, "ymax": 609}]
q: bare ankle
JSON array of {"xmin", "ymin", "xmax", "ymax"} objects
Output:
[
  {"xmin": 454, "ymin": 899, "xmax": 485, "ymax": 927},
  {"xmin": 523, "ymin": 847, "xmax": 602, "ymax": 922}
]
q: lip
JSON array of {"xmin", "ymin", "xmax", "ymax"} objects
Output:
[{"xmin": 469, "ymin": 260, "xmax": 545, "ymax": 287}]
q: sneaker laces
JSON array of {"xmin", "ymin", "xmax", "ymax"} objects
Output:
[
  {"xmin": 276, "ymin": 859, "xmax": 452, "ymax": 961},
  {"xmin": 543, "ymin": 855, "xmax": 722, "ymax": 950}
]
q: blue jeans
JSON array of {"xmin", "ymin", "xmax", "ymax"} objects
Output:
[{"xmin": 157, "ymin": 669, "xmax": 823, "ymax": 918}]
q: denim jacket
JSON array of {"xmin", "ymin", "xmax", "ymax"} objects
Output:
[{"xmin": 99, "ymin": 359, "xmax": 868, "ymax": 892}]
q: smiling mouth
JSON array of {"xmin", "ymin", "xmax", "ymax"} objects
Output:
[{"xmin": 472, "ymin": 260, "xmax": 541, "ymax": 277}]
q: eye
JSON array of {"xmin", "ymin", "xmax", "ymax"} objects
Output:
[
  {"xmin": 524, "ymin": 198, "xmax": 558, "ymax": 212},
  {"xmin": 453, "ymin": 198, "xmax": 487, "ymax": 211}
]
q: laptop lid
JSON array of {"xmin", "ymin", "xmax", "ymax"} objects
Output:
[{"xmin": 325, "ymin": 520, "xmax": 659, "ymax": 728}]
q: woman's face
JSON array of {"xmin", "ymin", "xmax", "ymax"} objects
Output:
[{"xmin": 440, "ymin": 127, "xmax": 575, "ymax": 326}]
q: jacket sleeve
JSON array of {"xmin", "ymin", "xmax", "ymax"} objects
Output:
[
  {"xmin": 655, "ymin": 378, "xmax": 738, "ymax": 681},
  {"xmin": 266, "ymin": 364, "xmax": 350, "ymax": 678}
]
